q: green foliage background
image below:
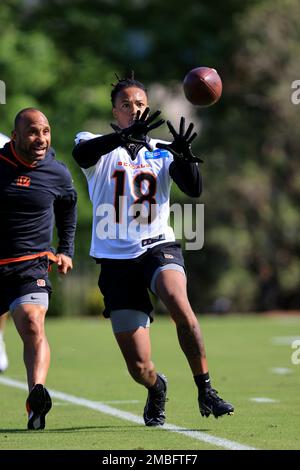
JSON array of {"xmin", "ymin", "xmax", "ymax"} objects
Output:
[{"xmin": 1, "ymin": 0, "xmax": 300, "ymax": 315}]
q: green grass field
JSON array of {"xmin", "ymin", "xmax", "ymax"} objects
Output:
[{"xmin": 0, "ymin": 314, "xmax": 299, "ymax": 450}]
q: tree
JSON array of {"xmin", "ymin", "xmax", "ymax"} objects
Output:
[{"xmin": 3, "ymin": 0, "xmax": 298, "ymax": 314}]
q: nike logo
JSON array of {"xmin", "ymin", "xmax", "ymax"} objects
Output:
[{"xmin": 31, "ymin": 296, "xmax": 38, "ymax": 300}]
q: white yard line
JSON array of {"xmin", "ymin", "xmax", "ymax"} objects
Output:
[
  {"xmin": 102, "ymin": 400, "xmax": 141, "ymax": 404},
  {"xmin": 249, "ymin": 397, "xmax": 279, "ymax": 403},
  {"xmin": 270, "ymin": 367, "xmax": 291, "ymax": 375},
  {"xmin": 0, "ymin": 376, "xmax": 257, "ymax": 450},
  {"xmin": 272, "ymin": 336, "xmax": 300, "ymax": 345}
]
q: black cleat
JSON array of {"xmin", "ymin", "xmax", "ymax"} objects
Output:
[
  {"xmin": 26, "ymin": 384, "xmax": 52, "ymax": 430},
  {"xmin": 198, "ymin": 388, "xmax": 234, "ymax": 419},
  {"xmin": 143, "ymin": 373, "xmax": 168, "ymax": 427}
]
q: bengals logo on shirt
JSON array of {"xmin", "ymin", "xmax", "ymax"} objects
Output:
[{"xmin": 15, "ymin": 176, "xmax": 31, "ymax": 187}]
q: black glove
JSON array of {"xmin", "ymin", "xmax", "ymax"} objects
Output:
[
  {"xmin": 156, "ymin": 117, "xmax": 203, "ymax": 163},
  {"xmin": 111, "ymin": 107, "xmax": 165, "ymax": 152}
]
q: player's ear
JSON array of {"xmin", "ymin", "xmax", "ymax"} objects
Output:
[
  {"xmin": 112, "ymin": 107, "xmax": 117, "ymax": 120},
  {"xmin": 11, "ymin": 130, "xmax": 16, "ymax": 141}
]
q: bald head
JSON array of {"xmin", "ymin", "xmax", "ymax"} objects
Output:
[
  {"xmin": 14, "ymin": 108, "xmax": 49, "ymax": 131},
  {"xmin": 12, "ymin": 108, "xmax": 51, "ymax": 165}
]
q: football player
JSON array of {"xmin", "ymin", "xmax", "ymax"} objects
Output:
[
  {"xmin": 73, "ymin": 74, "xmax": 234, "ymax": 425},
  {"xmin": 0, "ymin": 132, "xmax": 10, "ymax": 373}
]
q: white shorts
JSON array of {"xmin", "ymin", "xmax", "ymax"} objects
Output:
[
  {"xmin": 9, "ymin": 293, "xmax": 49, "ymax": 312},
  {"xmin": 110, "ymin": 309, "xmax": 150, "ymax": 334}
]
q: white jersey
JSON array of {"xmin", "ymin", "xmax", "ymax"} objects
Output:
[
  {"xmin": 0, "ymin": 133, "xmax": 9, "ymax": 148},
  {"xmin": 75, "ymin": 131, "xmax": 176, "ymax": 259}
]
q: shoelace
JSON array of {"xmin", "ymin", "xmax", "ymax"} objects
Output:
[
  {"xmin": 148, "ymin": 392, "xmax": 168, "ymax": 412},
  {"xmin": 207, "ymin": 389, "xmax": 223, "ymax": 401},
  {"xmin": 199, "ymin": 388, "xmax": 224, "ymax": 404}
]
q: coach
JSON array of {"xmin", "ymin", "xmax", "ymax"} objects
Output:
[{"xmin": 0, "ymin": 108, "xmax": 77, "ymax": 430}]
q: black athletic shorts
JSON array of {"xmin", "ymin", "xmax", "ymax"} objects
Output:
[
  {"xmin": 0, "ymin": 256, "xmax": 52, "ymax": 316},
  {"xmin": 98, "ymin": 242, "xmax": 185, "ymax": 318}
]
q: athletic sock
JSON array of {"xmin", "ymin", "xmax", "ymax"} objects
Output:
[
  {"xmin": 148, "ymin": 374, "xmax": 166, "ymax": 395},
  {"xmin": 194, "ymin": 372, "xmax": 211, "ymax": 392}
]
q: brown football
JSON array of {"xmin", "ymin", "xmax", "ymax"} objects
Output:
[{"xmin": 183, "ymin": 67, "xmax": 222, "ymax": 107}]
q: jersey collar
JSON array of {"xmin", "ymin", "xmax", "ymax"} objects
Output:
[{"xmin": 10, "ymin": 141, "xmax": 43, "ymax": 168}]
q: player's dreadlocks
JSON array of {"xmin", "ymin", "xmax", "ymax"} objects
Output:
[{"xmin": 111, "ymin": 71, "xmax": 148, "ymax": 106}]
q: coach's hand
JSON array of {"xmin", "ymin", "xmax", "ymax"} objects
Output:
[
  {"xmin": 56, "ymin": 253, "xmax": 73, "ymax": 275},
  {"xmin": 156, "ymin": 117, "xmax": 203, "ymax": 163},
  {"xmin": 111, "ymin": 107, "xmax": 165, "ymax": 151}
]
